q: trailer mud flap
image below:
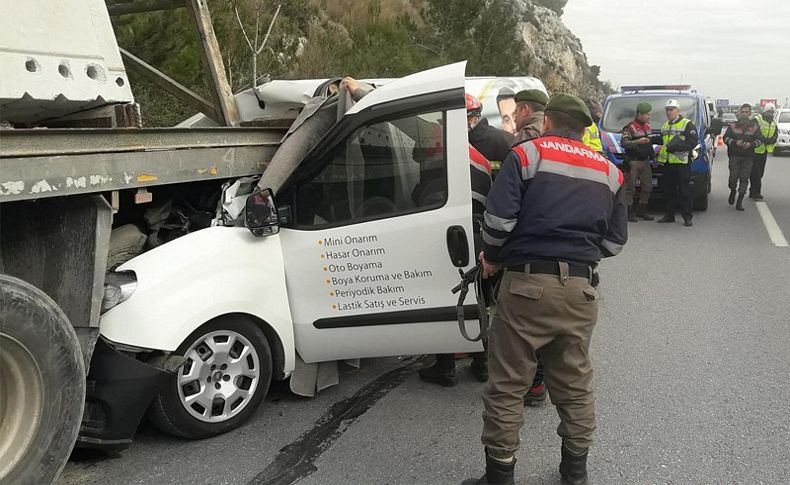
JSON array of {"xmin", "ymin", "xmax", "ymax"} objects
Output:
[{"xmin": 77, "ymin": 338, "xmax": 172, "ymax": 448}]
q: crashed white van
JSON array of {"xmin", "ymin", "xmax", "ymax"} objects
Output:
[{"xmin": 93, "ymin": 63, "xmax": 546, "ymax": 444}]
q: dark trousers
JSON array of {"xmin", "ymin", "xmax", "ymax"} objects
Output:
[
  {"xmin": 728, "ymin": 156, "xmax": 753, "ymax": 196},
  {"xmin": 532, "ymin": 355, "xmax": 545, "ymax": 387},
  {"xmin": 750, "ymin": 152, "xmax": 768, "ymax": 196},
  {"xmin": 663, "ymin": 163, "xmax": 692, "ymax": 219}
]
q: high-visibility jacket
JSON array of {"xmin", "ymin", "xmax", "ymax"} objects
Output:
[
  {"xmin": 658, "ymin": 117, "xmax": 695, "ymax": 164},
  {"xmin": 583, "ymin": 123, "xmax": 603, "ymax": 152},
  {"xmin": 754, "ymin": 114, "xmax": 778, "ymax": 154}
]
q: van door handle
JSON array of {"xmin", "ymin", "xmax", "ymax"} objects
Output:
[{"xmin": 446, "ymin": 225, "xmax": 469, "ymax": 267}]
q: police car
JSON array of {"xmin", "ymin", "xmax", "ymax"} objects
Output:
[{"xmin": 599, "ymin": 85, "xmax": 720, "ymax": 211}]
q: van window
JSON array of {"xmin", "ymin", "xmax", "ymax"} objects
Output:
[
  {"xmin": 778, "ymin": 111, "xmax": 790, "ymax": 123},
  {"xmin": 602, "ymin": 96, "xmax": 698, "ymax": 132},
  {"xmin": 294, "ymin": 111, "xmax": 447, "ymax": 227}
]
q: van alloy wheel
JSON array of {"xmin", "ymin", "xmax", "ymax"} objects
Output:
[{"xmin": 177, "ymin": 330, "xmax": 260, "ymax": 423}]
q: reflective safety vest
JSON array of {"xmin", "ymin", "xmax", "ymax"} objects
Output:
[
  {"xmin": 754, "ymin": 114, "xmax": 777, "ymax": 154},
  {"xmin": 658, "ymin": 117, "xmax": 691, "ymax": 164},
  {"xmin": 582, "ymin": 123, "xmax": 603, "ymax": 152}
]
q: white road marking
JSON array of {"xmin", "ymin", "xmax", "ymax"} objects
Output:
[{"xmin": 755, "ymin": 202, "xmax": 789, "ymax": 247}]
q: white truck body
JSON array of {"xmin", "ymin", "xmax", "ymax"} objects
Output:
[
  {"xmin": 0, "ymin": 0, "xmax": 133, "ymax": 123},
  {"xmin": 181, "ymin": 73, "xmax": 546, "ymax": 134}
]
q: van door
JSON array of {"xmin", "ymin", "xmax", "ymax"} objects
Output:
[{"xmin": 278, "ymin": 63, "xmax": 483, "ymax": 363}]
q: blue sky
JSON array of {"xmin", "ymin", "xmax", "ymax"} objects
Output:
[{"xmin": 563, "ymin": 0, "xmax": 790, "ymax": 106}]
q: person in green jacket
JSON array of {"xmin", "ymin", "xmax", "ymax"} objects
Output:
[{"xmin": 749, "ymin": 103, "xmax": 779, "ymax": 200}]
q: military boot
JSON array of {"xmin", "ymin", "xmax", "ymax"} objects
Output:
[
  {"xmin": 559, "ymin": 444, "xmax": 588, "ymax": 485},
  {"xmin": 736, "ymin": 194, "xmax": 745, "ymax": 211},
  {"xmin": 728, "ymin": 189, "xmax": 736, "ymax": 205},
  {"xmin": 418, "ymin": 354, "xmax": 457, "ymax": 387},
  {"xmin": 524, "ymin": 383, "xmax": 548, "ymax": 406},
  {"xmin": 636, "ymin": 203, "xmax": 654, "ymax": 220},
  {"xmin": 462, "ymin": 451, "xmax": 516, "ymax": 485},
  {"xmin": 470, "ymin": 352, "xmax": 489, "ymax": 382},
  {"xmin": 627, "ymin": 205, "xmax": 639, "ymax": 222}
]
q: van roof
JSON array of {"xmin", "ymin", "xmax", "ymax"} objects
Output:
[{"xmin": 606, "ymin": 91, "xmax": 704, "ymax": 101}]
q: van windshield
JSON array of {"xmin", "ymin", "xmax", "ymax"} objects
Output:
[
  {"xmin": 602, "ymin": 96, "xmax": 698, "ymax": 133},
  {"xmin": 777, "ymin": 111, "xmax": 790, "ymax": 123}
]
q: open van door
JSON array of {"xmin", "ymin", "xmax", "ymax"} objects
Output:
[{"xmin": 278, "ymin": 62, "xmax": 482, "ymax": 363}]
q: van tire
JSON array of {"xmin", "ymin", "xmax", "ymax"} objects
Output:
[
  {"xmin": 147, "ymin": 316, "xmax": 272, "ymax": 439},
  {"xmin": 0, "ymin": 275, "xmax": 85, "ymax": 484},
  {"xmin": 693, "ymin": 192, "xmax": 708, "ymax": 211}
]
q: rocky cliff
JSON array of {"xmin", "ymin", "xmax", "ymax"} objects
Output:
[{"xmin": 515, "ymin": 0, "xmax": 610, "ymax": 99}]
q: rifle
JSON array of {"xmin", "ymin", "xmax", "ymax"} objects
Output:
[{"xmin": 451, "ymin": 263, "xmax": 490, "ymax": 342}]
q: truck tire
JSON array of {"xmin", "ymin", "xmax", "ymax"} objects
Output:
[
  {"xmin": 147, "ymin": 316, "xmax": 272, "ymax": 439},
  {"xmin": 0, "ymin": 275, "xmax": 85, "ymax": 484}
]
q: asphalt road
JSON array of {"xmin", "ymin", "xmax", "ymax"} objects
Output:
[{"xmin": 60, "ymin": 152, "xmax": 790, "ymax": 485}]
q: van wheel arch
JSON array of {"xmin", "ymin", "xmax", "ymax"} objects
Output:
[
  {"xmin": 224, "ymin": 313, "xmax": 287, "ymax": 381},
  {"xmin": 147, "ymin": 312, "xmax": 284, "ymax": 439}
]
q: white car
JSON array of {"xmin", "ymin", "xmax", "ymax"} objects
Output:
[
  {"xmin": 92, "ymin": 62, "xmax": 488, "ymax": 444},
  {"xmin": 774, "ymin": 108, "xmax": 790, "ymax": 155}
]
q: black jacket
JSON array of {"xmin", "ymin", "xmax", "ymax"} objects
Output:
[
  {"xmin": 469, "ymin": 118, "xmax": 515, "ymax": 165},
  {"xmin": 724, "ymin": 119, "xmax": 764, "ymax": 158},
  {"xmin": 621, "ymin": 119, "xmax": 655, "ymax": 162}
]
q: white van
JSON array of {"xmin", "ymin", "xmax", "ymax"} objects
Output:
[
  {"xmin": 88, "ymin": 63, "xmax": 542, "ymax": 446},
  {"xmin": 774, "ymin": 108, "xmax": 790, "ymax": 154}
]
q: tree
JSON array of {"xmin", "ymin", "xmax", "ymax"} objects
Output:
[{"xmin": 419, "ymin": 0, "xmax": 528, "ymax": 76}]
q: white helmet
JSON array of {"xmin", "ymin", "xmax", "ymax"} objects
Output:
[
  {"xmin": 665, "ymin": 99, "xmax": 680, "ymax": 109},
  {"xmin": 764, "ymin": 103, "xmax": 776, "ymax": 112}
]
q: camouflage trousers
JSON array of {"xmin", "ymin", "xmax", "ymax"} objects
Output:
[{"xmin": 728, "ymin": 156, "xmax": 753, "ymax": 196}]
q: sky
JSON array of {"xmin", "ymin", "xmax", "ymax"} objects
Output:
[{"xmin": 563, "ymin": 0, "xmax": 790, "ymax": 107}]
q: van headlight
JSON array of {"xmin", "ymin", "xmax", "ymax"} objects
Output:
[{"xmin": 101, "ymin": 271, "xmax": 137, "ymax": 313}]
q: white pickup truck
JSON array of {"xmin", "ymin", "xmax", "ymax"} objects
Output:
[{"xmin": 96, "ymin": 63, "xmax": 546, "ymax": 443}]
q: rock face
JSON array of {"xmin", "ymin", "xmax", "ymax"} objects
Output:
[{"xmin": 515, "ymin": 0, "xmax": 609, "ymax": 99}]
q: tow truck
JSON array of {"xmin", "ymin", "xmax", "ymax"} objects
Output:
[{"xmin": 599, "ymin": 85, "xmax": 722, "ymax": 211}]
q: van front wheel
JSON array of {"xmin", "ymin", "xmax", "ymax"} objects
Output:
[{"xmin": 147, "ymin": 316, "xmax": 272, "ymax": 439}]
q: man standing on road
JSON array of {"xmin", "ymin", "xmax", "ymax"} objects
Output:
[
  {"xmin": 464, "ymin": 94, "xmax": 628, "ymax": 485},
  {"xmin": 655, "ymin": 99, "xmax": 698, "ymax": 226},
  {"xmin": 621, "ymin": 102, "xmax": 656, "ymax": 222},
  {"xmin": 750, "ymin": 103, "xmax": 778, "ymax": 200},
  {"xmin": 512, "ymin": 89, "xmax": 549, "ymax": 145},
  {"xmin": 723, "ymin": 104, "xmax": 763, "ymax": 211},
  {"xmin": 504, "ymin": 89, "xmax": 552, "ymax": 406},
  {"xmin": 582, "ymin": 99, "xmax": 603, "ymax": 153}
]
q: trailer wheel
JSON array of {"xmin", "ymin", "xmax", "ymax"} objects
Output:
[
  {"xmin": 147, "ymin": 316, "xmax": 272, "ymax": 439},
  {"xmin": 0, "ymin": 275, "xmax": 85, "ymax": 484}
]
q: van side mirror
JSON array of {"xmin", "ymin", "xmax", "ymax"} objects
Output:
[{"xmin": 245, "ymin": 188, "xmax": 280, "ymax": 237}]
